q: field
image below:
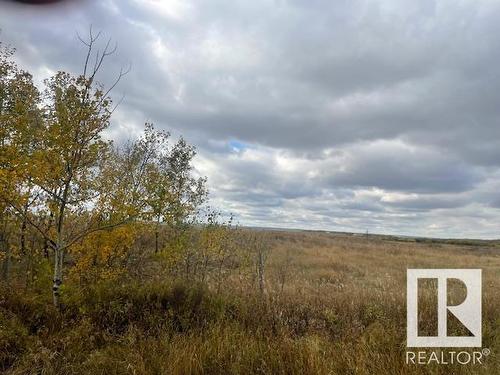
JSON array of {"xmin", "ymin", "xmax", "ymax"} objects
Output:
[{"xmin": 1, "ymin": 230, "xmax": 499, "ymax": 374}]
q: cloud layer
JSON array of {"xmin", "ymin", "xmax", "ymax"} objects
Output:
[{"xmin": 1, "ymin": 0, "xmax": 500, "ymax": 238}]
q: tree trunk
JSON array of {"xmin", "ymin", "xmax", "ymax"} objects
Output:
[
  {"xmin": 52, "ymin": 181, "xmax": 69, "ymax": 309},
  {"xmin": 155, "ymin": 225, "xmax": 159, "ymax": 254},
  {"xmin": 25, "ymin": 236, "xmax": 35, "ymax": 289},
  {"xmin": 154, "ymin": 217, "xmax": 162, "ymax": 254},
  {"xmin": 52, "ymin": 245, "xmax": 64, "ymax": 308},
  {"xmin": 43, "ymin": 211, "xmax": 54, "ymax": 259},
  {"xmin": 52, "ymin": 215, "xmax": 65, "ymax": 307},
  {"xmin": 20, "ymin": 215, "xmax": 27, "ymax": 255},
  {"xmin": 1, "ymin": 235, "xmax": 11, "ymax": 283},
  {"xmin": 0, "ymin": 214, "xmax": 9, "ymax": 282}
]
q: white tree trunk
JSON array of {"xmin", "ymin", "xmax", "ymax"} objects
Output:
[{"xmin": 52, "ymin": 245, "xmax": 64, "ymax": 308}]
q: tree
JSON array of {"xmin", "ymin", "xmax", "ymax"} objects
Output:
[
  {"xmin": 1, "ymin": 31, "xmax": 207, "ymax": 307},
  {"xmin": 0, "ymin": 42, "xmax": 16, "ymax": 281},
  {"xmin": 0, "ymin": 42, "xmax": 42, "ymax": 283},
  {"xmin": 35, "ymin": 71, "xmax": 115, "ymax": 306},
  {"xmin": 142, "ymin": 124, "xmax": 207, "ymax": 253},
  {"xmin": 2, "ymin": 31, "xmax": 133, "ymax": 307},
  {"xmin": 242, "ymin": 231, "xmax": 271, "ymax": 296}
]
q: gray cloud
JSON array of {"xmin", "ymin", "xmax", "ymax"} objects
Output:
[
  {"xmin": 1, "ymin": 0, "xmax": 500, "ymax": 238},
  {"xmin": 328, "ymin": 140, "xmax": 484, "ymax": 193}
]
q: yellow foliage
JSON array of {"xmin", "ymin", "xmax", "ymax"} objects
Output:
[{"xmin": 69, "ymin": 224, "xmax": 139, "ymax": 283}]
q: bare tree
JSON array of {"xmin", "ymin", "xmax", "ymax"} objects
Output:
[{"xmin": 245, "ymin": 231, "xmax": 271, "ymax": 296}]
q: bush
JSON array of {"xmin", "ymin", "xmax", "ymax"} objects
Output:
[
  {"xmin": 0, "ymin": 311, "xmax": 29, "ymax": 371},
  {"xmin": 62, "ymin": 281, "xmax": 229, "ymax": 335}
]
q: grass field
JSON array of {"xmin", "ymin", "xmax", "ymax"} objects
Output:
[{"xmin": 1, "ymin": 230, "xmax": 499, "ymax": 374}]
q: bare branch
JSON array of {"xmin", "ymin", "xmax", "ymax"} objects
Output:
[
  {"xmin": 78, "ymin": 25, "xmax": 103, "ymax": 78},
  {"xmin": 90, "ymin": 37, "xmax": 118, "ymax": 81},
  {"xmin": 4, "ymin": 198, "xmax": 57, "ymax": 249},
  {"xmin": 99, "ymin": 63, "xmax": 131, "ymax": 105}
]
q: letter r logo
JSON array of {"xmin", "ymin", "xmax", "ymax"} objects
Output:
[{"xmin": 407, "ymin": 269, "xmax": 482, "ymax": 347}]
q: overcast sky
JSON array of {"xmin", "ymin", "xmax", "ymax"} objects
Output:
[{"xmin": 1, "ymin": 0, "xmax": 500, "ymax": 238}]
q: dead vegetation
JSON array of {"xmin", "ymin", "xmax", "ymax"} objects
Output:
[{"xmin": 1, "ymin": 229, "xmax": 499, "ymax": 374}]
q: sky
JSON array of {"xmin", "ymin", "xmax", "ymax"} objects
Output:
[{"xmin": 1, "ymin": 0, "xmax": 500, "ymax": 239}]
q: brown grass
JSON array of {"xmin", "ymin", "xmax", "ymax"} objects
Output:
[{"xmin": 1, "ymin": 230, "xmax": 499, "ymax": 374}]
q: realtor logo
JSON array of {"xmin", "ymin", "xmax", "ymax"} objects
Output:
[{"xmin": 407, "ymin": 269, "xmax": 482, "ymax": 347}]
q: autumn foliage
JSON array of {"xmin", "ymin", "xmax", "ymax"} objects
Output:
[{"xmin": 0, "ymin": 37, "xmax": 207, "ymax": 305}]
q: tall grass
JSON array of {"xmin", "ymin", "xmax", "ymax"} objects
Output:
[{"xmin": 1, "ymin": 231, "xmax": 499, "ymax": 374}]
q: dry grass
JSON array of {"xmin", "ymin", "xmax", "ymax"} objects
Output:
[{"xmin": 1, "ymin": 230, "xmax": 499, "ymax": 374}]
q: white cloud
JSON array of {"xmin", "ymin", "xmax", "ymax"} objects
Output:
[{"xmin": 2, "ymin": 0, "xmax": 500, "ymax": 238}]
